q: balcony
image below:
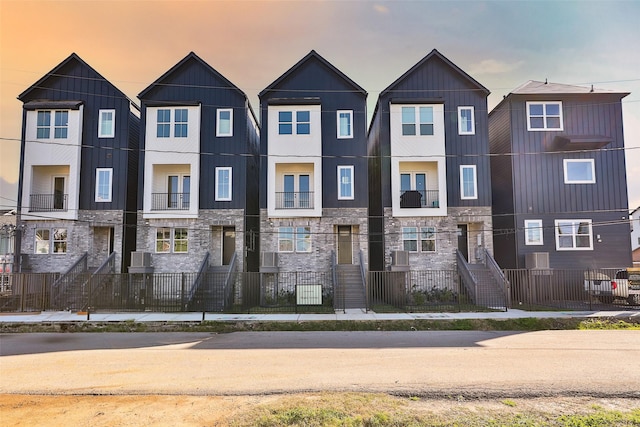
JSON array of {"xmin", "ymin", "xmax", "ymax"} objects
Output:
[
  {"xmin": 151, "ymin": 193, "xmax": 190, "ymax": 210},
  {"xmin": 399, "ymin": 190, "xmax": 440, "ymax": 208},
  {"xmin": 29, "ymin": 194, "xmax": 68, "ymax": 212},
  {"xmin": 275, "ymin": 192, "xmax": 314, "ymax": 209}
]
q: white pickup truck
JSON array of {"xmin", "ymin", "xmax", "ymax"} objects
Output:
[{"xmin": 585, "ymin": 268, "xmax": 640, "ymax": 305}]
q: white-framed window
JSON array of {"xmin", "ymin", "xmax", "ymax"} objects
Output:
[
  {"xmin": 401, "ymin": 106, "xmax": 434, "ymax": 136},
  {"xmin": 215, "ymin": 167, "xmax": 232, "ymax": 201},
  {"xmin": 460, "ymin": 165, "xmax": 478, "ymax": 200},
  {"xmin": 563, "ymin": 159, "xmax": 595, "ymax": 184},
  {"xmin": 337, "ymin": 165, "xmax": 354, "ymax": 200},
  {"xmin": 278, "ymin": 110, "xmax": 310, "ymax": 135},
  {"xmin": 156, "ymin": 108, "xmax": 188, "ymax": 138},
  {"xmin": 458, "ymin": 106, "xmax": 475, "ymax": 135},
  {"xmin": 98, "ymin": 109, "xmax": 115, "ymax": 138},
  {"xmin": 278, "ymin": 227, "xmax": 311, "ymax": 253},
  {"xmin": 36, "ymin": 110, "xmax": 68, "ymax": 139},
  {"xmin": 216, "ymin": 108, "xmax": 233, "ymax": 137},
  {"xmin": 337, "ymin": 110, "xmax": 353, "ymax": 139},
  {"xmin": 95, "ymin": 168, "xmax": 113, "ymax": 202},
  {"xmin": 555, "ymin": 219, "xmax": 593, "ymax": 251},
  {"xmin": 527, "ymin": 101, "xmax": 563, "ymax": 131},
  {"xmin": 35, "ymin": 228, "xmax": 67, "ymax": 254},
  {"xmin": 155, "ymin": 227, "xmax": 188, "ymax": 253},
  {"xmin": 402, "ymin": 227, "xmax": 436, "ymax": 252},
  {"xmin": 524, "ymin": 219, "xmax": 544, "ymax": 245}
]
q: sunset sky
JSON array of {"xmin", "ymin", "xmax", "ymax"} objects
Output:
[{"xmin": 1, "ymin": 0, "xmax": 639, "ymax": 211}]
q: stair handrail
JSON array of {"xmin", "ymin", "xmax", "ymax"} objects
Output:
[
  {"xmin": 456, "ymin": 250, "xmax": 477, "ymax": 304},
  {"xmin": 185, "ymin": 252, "xmax": 210, "ymax": 309},
  {"xmin": 483, "ymin": 248, "xmax": 511, "ymax": 309},
  {"xmin": 358, "ymin": 250, "xmax": 368, "ymax": 312},
  {"xmin": 52, "ymin": 252, "xmax": 88, "ymax": 308},
  {"xmin": 81, "ymin": 252, "xmax": 116, "ymax": 311},
  {"xmin": 222, "ymin": 252, "xmax": 237, "ymax": 310}
]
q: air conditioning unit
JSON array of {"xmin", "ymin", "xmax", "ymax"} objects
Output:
[
  {"xmin": 525, "ymin": 252, "xmax": 549, "ymax": 270},
  {"xmin": 391, "ymin": 250, "xmax": 409, "ymax": 266},
  {"xmin": 131, "ymin": 252, "xmax": 152, "ymax": 268},
  {"xmin": 260, "ymin": 252, "xmax": 278, "ymax": 273}
]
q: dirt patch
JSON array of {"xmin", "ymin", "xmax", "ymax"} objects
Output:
[{"xmin": 2, "ymin": 393, "xmax": 638, "ymax": 426}]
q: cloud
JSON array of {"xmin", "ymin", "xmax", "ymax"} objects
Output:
[
  {"xmin": 468, "ymin": 59, "xmax": 524, "ymax": 75},
  {"xmin": 373, "ymin": 4, "xmax": 389, "ymax": 14}
]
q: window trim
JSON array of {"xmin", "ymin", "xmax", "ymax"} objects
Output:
[
  {"xmin": 460, "ymin": 165, "xmax": 478, "ymax": 200},
  {"xmin": 278, "ymin": 226, "xmax": 312, "ymax": 253},
  {"xmin": 337, "ymin": 165, "xmax": 354, "ymax": 200},
  {"xmin": 278, "ymin": 109, "xmax": 311, "ymax": 135},
  {"xmin": 524, "ymin": 219, "xmax": 544, "ymax": 245},
  {"xmin": 563, "ymin": 159, "xmax": 595, "ymax": 184},
  {"xmin": 554, "ymin": 219, "xmax": 593, "ymax": 251},
  {"xmin": 337, "ymin": 110, "xmax": 353, "ymax": 139},
  {"xmin": 98, "ymin": 109, "xmax": 115, "ymax": 138},
  {"xmin": 526, "ymin": 101, "xmax": 563, "ymax": 131},
  {"xmin": 402, "ymin": 226, "xmax": 436, "ymax": 253},
  {"xmin": 35, "ymin": 229, "xmax": 51, "ymax": 254},
  {"xmin": 36, "ymin": 110, "xmax": 69, "ymax": 139},
  {"xmin": 401, "ymin": 106, "xmax": 434, "ymax": 136},
  {"xmin": 215, "ymin": 167, "xmax": 233, "ymax": 201},
  {"xmin": 95, "ymin": 168, "xmax": 113, "ymax": 203},
  {"xmin": 216, "ymin": 108, "xmax": 233, "ymax": 137},
  {"xmin": 35, "ymin": 228, "xmax": 67, "ymax": 254},
  {"xmin": 457, "ymin": 106, "xmax": 475, "ymax": 135},
  {"xmin": 155, "ymin": 227, "xmax": 188, "ymax": 253}
]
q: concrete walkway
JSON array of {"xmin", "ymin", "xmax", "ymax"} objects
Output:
[{"xmin": 1, "ymin": 308, "xmax": 638, "ymax": 323}]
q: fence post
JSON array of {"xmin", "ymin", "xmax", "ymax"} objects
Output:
[{"xmin": 181, "ymin": 273, "xmax": 186, "ymax": 312}]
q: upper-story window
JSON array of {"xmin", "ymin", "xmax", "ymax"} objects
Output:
[
  {"xmin": 337, "ymin": 165, "xmax": 354, "ymax": 200},
  {"xmin": 216, "ymin": 108, "xmax": 233, "ymax": 137},
  {"xmin": 460, "ymin": 165, "xmax": 478, "ymax": 200},
  {"xmin": 98, "ymin": 109, "xmax": 115, "ymax": 138},
  {"xmin": 37, "ymin": 110, "xmax": 68, "ymax": 139},
  {"xmin": 337, "ymin": 110, "xmax": 353, "ymax": 139},
  {"xmin": 555, "ymin": 219, "xmax": 593, "ymax": 251},
  {"xmin": 458, "ymin": 106, "xmax": 475, "ymax": 135},
  {"xmin": 95, "ymin": 168, "xmax": 113, "ymax": 202},
  {"xmin": 157, "ymin": 108, "xmax": 188, "ymax": 138},
  {"xmin": 564, "ymin": 159, "xmax": 595, "ymax": 184},
  {"xmin": 524, "ymin": 219, "xmax": 544, "ymax": 245},
  {"xmin": 215, "ymin": 167, "xmax": 232, "ymax": 201},
  {"xmin": 402, "ymin": 106, "xmax": 434, "ymax": 136},
  {"xmin": 527, "ymin": 101, "xmax": 563, "ymax": 131},
  {"xmin": 279, "ymin": 110, "xmax": 311, "ymax": 135}
]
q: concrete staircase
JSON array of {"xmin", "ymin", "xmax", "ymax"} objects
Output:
[
  {"xmin": 467, "ymin": 263, "xmax": 507, "ymax": 309},
  {"xmin": 334, "ymin": 264, "xmax": 367, "ymax": 309}
]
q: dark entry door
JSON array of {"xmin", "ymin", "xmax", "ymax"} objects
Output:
[
  {"xmin": 337, "ymin": 225, "xmax": 352, "ymax": 264},
  {"xmin": 457, "ymin": 224, "xmax": 468, "ymax": 261},
  {"xmin": 222, "ymin": 227, "xmax": 235, "ymax": 265}
]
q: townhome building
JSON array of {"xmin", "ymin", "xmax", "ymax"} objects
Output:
[
  {"xmin": 258, "ymin": 51, "xmax": 369, "ymax": 290},
  {"xmin": 17, "ymin": 53, "xmax": 140, "ymax": 274},
  {"xmin": 136, "ymin": 52, "xmax": 260, "ymax": 274},
  {"xmin": 367, "ymin": 49, "xmax": 494, "ymax": 273},
  {"xmin": 489, "ymin": 80, "xmax": 632, "ymax": 269},
  {"xmin": 632, "ymin": 207, "xmax": 640, "ymax": 266}
]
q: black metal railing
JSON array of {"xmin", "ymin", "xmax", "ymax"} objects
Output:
[
  {"xmin": 51, "ymin": 252, "xmax": 88, "ymax": 309},
  {"xmin": 29, "ymin": 193, "xmax": 68, "ymax": 212},
  {"xmin": 483, "ymin": 249, "xmax": 511, "ymax": 308},
  {"xmin": 358, "ymin": 250, "xmax": 368, "ymax": 312},
  {"xmin": 82, "ymin": 252, "xmax": 117, "ymax": 311},
  {"xmin": 275, "ymin": 192, "xmax": 314, "ymax": 209},
  {"xmin": 399, "ymin": 190, "xmax": 439, "ymax": 208},
  {"xmin": 456, "ymin": 249, "xmax": 477, "ymax": 303},
  {"xmin": 151, "ymin": 193, "xmax": 190, "ymax": 210},
  {"xmin": 331, "ymin": 251, "xmax": 342, "ymax": 312},
  {"xmin": 186, "ymin": 252, "xmax": 210, "ymax": 310}
]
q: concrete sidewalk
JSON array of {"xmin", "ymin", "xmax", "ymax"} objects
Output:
[{"xmin": 1, "ymin": 309, "xmax": 638, "ymax": 323}]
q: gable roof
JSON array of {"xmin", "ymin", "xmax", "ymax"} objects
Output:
[
  {"xmin": 18, "ymin": 53, "xmax": 136, "ymax": 107},
  {"xmin": 511, "ymin": 80, "xmax": 630, "ymax": 96},
  {"xmin": 380, "ymin": 49, "xmax": 490, "ymax": 98},
  {"xmin": 259, "ymin": 50, "xmax": 367, "ymax": 98},
  {"xmin": 138, "ymin": 51, "xmax": 247, "ymax": 100}
]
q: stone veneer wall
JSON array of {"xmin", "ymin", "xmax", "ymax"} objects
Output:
[
  {"xmin": 136, "ymin": 209, "xmax": 246, "ymax": 273},
  {"xmin": 382, "ymin": 206, "xmax": 493, "ymax": 271},
  {"xmin": 260, "ymin": 208, "xmax": 369, "ymax": 272},
  {"xmin": 19, "ymin": 210, "xmax": 125, "ymax": 273}
]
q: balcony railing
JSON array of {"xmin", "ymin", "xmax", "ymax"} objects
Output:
[
  {"xmin": 275, "ymin": 192, "xmax": 314, "ymax": 209},
  {"xmin": 29, "ymin": 194, "xmax": 68, "ymax": 212},
  {"xmin": 399, "ymin": 190, "xmax": 439, "ymax": 208},
  {"xmin": 151, "ymin": 193, "xmax": 190, "ymax": 210}
]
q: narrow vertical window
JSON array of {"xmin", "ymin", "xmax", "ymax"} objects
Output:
[
  {"xmin": 215, "ymin": 167, "xmax": 232, "ymax": 201},
  {"xmin": 421, "ymin": 227, "xmax": 436, "ymax": 252},
  {"xmin": 98, "ymin": 109, "xmax": 115, "ymax": 138},
  {"xmin": 460, "ymin": 165, "xmax": 478, "ymax": 200},
  {"xmin": 37, "ymin": 111, "xmax": 51, "ymax": 139},
  {"xmin": 278, "ymin": 111, "xmax": 292, "ymax": 134},
  {"xmin": 295, "ymin": 227, "xmax": 312, "ymax": 252},
  {"xmin": 278, "ymin": 227, "xmax": 294, "ymax": 252},
  {"xmin": 156, "ymin": 228, "xmax": 171, "ymax": 253},
  {"xmin": 402, "ymin": 227, "xmax": 418, "ymax": 252},
  {"xmin": 337, "ymin": 110, "xmax": 353, "ymax": 138},
  {"xmin": 337, "ymin": 166, "xmax": 354, "ymax": 200},
  {"xmin": 458, "ymin": 106, "xmax": 475, "ymax": 135},
  {"xmin": 174, "ymin": 109, "xmax": 188, "ymax": 137},
  {"xmin": 35, "ymin": 229, "xmax": 50, "ymax": 254},
  {"xmin": 95, "ymin": 168, "xmax": 113, "ymax": 202},
  {"xmin": 54, "ymin": 111, "xmax": 68, "ymax": 139},
  {"xmin": 157, "ymin": 109, "xmax": 171, "ymax": 138},
  {"xmin": 524, "ymin": 219, "xmax": 544, "ymax": 245},
  {"xmin": 296, "ymin": 111, "xmax": 310, "ymax": 134},
  {"xmin": 401, "ymin": 107, "xmax": 415, "ymax": 135},
  {"xmin": 52, "ymin": 228, "xmax": 68, "ymax": 253},
  {"xmin": 174, "ymin": 228, "xmax": 188, "ymax": 253},
  {"xmin": 216, "ymin": 108, "xmax": 233, "ymax": 137},
  {"xmin": 419, "ymin": 106, "xmax": 434, "ymax": 135}
]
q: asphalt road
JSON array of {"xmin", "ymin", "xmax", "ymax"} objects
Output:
[{"xmin": 1, "ymin": 330, "xmax": 639, "ymax": 398}]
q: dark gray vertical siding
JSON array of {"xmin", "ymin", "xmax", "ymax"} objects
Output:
[{"xmin": 367, "ymin": 104, "xmax": 386, "ymax": 271}]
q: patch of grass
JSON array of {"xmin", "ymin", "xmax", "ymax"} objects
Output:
[
  {"xmin": 578, "ymin": 319, "xmax": 640, "ymax": 330},
  {"xmin": 501, "ymin": 399, "xmax": 517, "ymax": 407}
]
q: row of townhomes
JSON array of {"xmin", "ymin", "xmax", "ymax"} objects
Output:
[{"xmin": 7, "ymin": 49, "xmax": 634, "ymax": 312}]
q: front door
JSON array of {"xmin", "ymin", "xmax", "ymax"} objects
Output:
[
  {"xmin": 337, "ymin": 225, "xmax": 352, "ymax": 264},
  {"xmin": 457, "ymin": 224, "xmax": 469, "ymax": 261},
  {"xmin": 222, "ymin": 227, "xmax": 235, "ymax": 265}
]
